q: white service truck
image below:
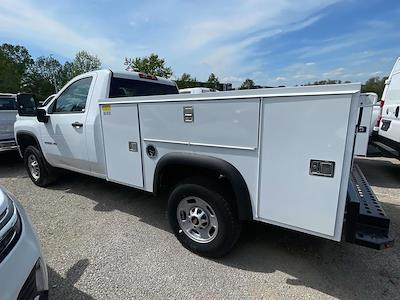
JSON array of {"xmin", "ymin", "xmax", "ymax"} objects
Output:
[{"xmin": 14, "ymin": 70, "xmax": 394, "ymax": 257}]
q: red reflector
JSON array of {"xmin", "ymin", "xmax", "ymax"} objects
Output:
[
  {"xmin": 380, "ymin": 100, "xmax": 385, "ymax": 108},
  {"xmin": 139, "ymin": 73, "xmax": 157, "ymax": 80}
]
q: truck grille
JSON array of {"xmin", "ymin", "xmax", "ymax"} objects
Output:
[
  {"xmin": 0, "ymin": 198, "xmax": 14, "ymax": 229},
  {"xmin": 0, "ymin": 207, "xmax": 22, "ymax": 263}
]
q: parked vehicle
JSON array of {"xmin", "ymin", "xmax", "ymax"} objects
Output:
[
  {"xmin": 375, "ymin": 57, "xmax": 400, "ymax": 158},
  {"xmin": 354, "ymin": 93, "xmax": 378, "ymax": 156},
  {"xmin": 0, "ymin": 93, "xmax": 18, "ymax": 152},
  {"xmin": 179, "ymin": 87, "xmax": 217, "ymax": 94},
  {"xmin": 0, "ymin": 186, "xmax": 48, "ymax": 299},
  {"xmin": 14, "ymin": 70, "xmax": 394, "ymax": 257}
]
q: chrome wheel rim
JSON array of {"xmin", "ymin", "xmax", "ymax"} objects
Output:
[
  {"xmin": 177, "ymin": 196, "xmax": 218, "ymax": 243},
  {"xmin": 28, "ymin": 154, "xmax": 40, "ymax": 180}
]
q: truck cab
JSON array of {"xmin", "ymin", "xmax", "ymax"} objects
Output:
[{"xmin": 15, "ymin": 70, "xmax": 178, "ymax": 177}]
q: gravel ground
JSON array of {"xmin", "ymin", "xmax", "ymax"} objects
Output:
[{"xmin": 0, "ymin": 152, "xmax": 399, "ymax": 299}]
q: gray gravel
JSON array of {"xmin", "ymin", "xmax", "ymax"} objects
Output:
[{"xmin": 0, "ymin": 152, "xmax": 399, "ymax": 299}]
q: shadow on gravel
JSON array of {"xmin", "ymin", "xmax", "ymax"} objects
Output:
[
  {"xmin": 7, "ymin": 154, "xmax": 398, "ymax": 299},
  {"xmin": 48, "ymin": 259, "xmax": 93, "ymax": 300},
  {"xmin": 44, "ymin": 167, "xmax": 400, "ymax": 300},
  {"xmin": 356, "ymin": 157, "xmax": 400, "ymax": 189},
  {"xmin": 216, "ymin": 207, "xmax": 400, "ymax": 299},
  {"xmin": 0, "ymin": 151, "xmax": 24, "ymax": 178},
  {"xmin": 47, "ymin": 171, "xmax": 169, "ymax": 233}
]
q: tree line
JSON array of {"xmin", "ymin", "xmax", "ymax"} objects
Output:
[
  {"xmin": 124, "ymin": 53, "xmax": 389, "ymax": 96},
  {"xmin": 0, "ymin": 43, "xmax": 389, "ymax": 100},
  {"xmin": 0, "ymin": 44, "xmax": 101, "ymax": 101}
]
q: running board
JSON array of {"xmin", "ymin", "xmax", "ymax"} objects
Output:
[{"xmin": 345, "ymin": 164, "xmax": 394, "ymax": 250}]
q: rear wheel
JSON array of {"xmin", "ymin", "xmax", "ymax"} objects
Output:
[
  {"xmin": 24, "ymin": 145, "xmax": 56, "ymax": 187},
  {"xmin": 167, "ymin": 178, "xmax": 241, "ymax": 258}
]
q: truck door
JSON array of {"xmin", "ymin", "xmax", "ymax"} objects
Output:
[
  {"xmin": 42, "ymin": 76, "xmax": 95, "ymax": 171},
  {"xmin": 100, "ymin": 103, "xmax": 144, "ymax": 188}
]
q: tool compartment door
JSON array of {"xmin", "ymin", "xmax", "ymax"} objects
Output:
[
  {"xmin": 100, "ymin": 103, "xmax": 143, "ymax": 187},
  {"xmin": 258, "ymin": 95, "xmax": 353, "ymax": 237}
]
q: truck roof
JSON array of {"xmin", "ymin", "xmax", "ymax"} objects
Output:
[
  {"xmin": 111, "ymin": 70, "xmax": 176, "ymax": 87},
  {"xmin": 100, "ymin": 83, "xmax": 361, "ymax": 105},
  {"xmin": 388, "ymin": 57, "xmax": 400, "ymax": 78},
  {"xmin": 0, "ymin": 93, "xmax": 16, "ymax": 98}
]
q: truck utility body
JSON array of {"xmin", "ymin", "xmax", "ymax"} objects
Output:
[{"xmin": 14, "ymin": 70, "xmax": 394, "ymax": 257}]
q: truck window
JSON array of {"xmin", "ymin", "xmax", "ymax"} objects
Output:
[
  {"xmin": 0, "ymin": 98, "xmax": 16, "ymax": 110},
  {"xmin": 109, "ymin": 77, "xmax": 178, "ymax": 98},
  {"xmin": 53, "ymin": 77, "xmax": 93, "ymax": 113}
]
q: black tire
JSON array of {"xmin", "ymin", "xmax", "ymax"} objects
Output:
[
  {"xmin": 167, "ymin": 177, "xmax": 241, "ymax": 258},
  {"xmin": 23, "ymin": 145, "xmax": 56, "ymax": 187}
]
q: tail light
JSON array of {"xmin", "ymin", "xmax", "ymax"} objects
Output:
[
  {"xmin": 376, "ymin": 99, "xmax": 385, "ymax": 127},
  {"xmin": 139, "ymin": 73, "xmax": 157, "ymax": 80}
]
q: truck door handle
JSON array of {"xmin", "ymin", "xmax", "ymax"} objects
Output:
[{"xmin": 71, "ymin": 122, "xmax": 83, "ymax": 128}]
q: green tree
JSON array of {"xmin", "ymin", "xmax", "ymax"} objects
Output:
[
  {"xmin": 0, "ymin": 43, "xmax": 32, "ymax": 93},
  {"xmin": 58, "ymin": 61, "xmax": 75, "ymax": 87},
  {"xmin": 206, "ymin": 73, "xmax": 220, "ymax": 90},
  {"xmin": 71, "ymin": 50, "xmax": 101, "ymax": 76},
  {"xmin": 124, "ymin": 53, "xmax": 173, "ymax": 78},
  {"xmin": 361, "ymin": 76, "xmax": 388, "ymax": 99},
  {"xmin": 176, "ymin": 73, "xmax": 198, "ymax": 89},
  {"xmin": 23, "ymin": 55, "xmax": 62, "ymax": 102},
  {"xmin": 240, "ymin": 78, "xmax": 255, "ymax": 90},
  {"xmin": 57, "ymin": 51, "xmax": 102, "ymax": 87},
  {"xmin": 304, "ymin": 79, "xmax": 350, "ymax": 86}
]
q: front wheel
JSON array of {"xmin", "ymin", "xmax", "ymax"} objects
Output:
[
  {"xmin": 167, "ymin": 178, "xmax": 241, "ymax": 258},
  {"xmin": 24, "ymin": 145, "xmax": 56, "ymax": 187}
]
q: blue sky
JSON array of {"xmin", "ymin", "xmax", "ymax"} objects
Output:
[{"xmin": 0, "ymin": 0, "xmax": 399, "ymax": 87}]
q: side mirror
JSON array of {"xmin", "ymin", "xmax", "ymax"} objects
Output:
[
  {"xmin": 16, "ymin": 93, "xmax": 37, "ymax": 116},
  {"xmin": 36, "ymin": 108, "xmax": 49, "ymax": 123}
]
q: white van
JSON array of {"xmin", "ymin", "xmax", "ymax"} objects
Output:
[{"xmin": 376, "ymin": 57, "xmax": 400, "ymax": 158}]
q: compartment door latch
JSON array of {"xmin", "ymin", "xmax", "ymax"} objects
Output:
[
  {"xmin": 309, "ymin": 160, "xmax": 335, "ymax": 177},
  {"xmin": 183, "ymin": 106, "xmax": 194, "ymax": 123}
]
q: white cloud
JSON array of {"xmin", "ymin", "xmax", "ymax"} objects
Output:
[
  {"xmin": 221, "ymin": 75, "xmax": 245, "ymax": 83},
  {"xmin": 276, "ymin": 76, "xmax": 287, "ymax": 81},
  {"xmin": 0, "ymin": 0, "xmax": 341, "ymax": 83},
  {"xmin": 0, "ymin": 0, "xmax": 147, "ymax": 68},
  {"xmin": 369, "ymin": 71, "xmax": 383, "ymax": 76},
  {"xmin": 323, "ymin": 67, "xmax": 345, "ymax": 77}
]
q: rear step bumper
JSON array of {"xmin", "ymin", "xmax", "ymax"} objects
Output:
[{"xmin": 345, "ymin": 164, "xmax": 394, "ymax": 250}]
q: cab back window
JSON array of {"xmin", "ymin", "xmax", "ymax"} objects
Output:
[
  {"xmin": 0, "ymin": 98, "xmax": 16, "ymax": 110},
  {"xmin": 109, "ymin": 77, "xmax": 178, "ymax": 98}
]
